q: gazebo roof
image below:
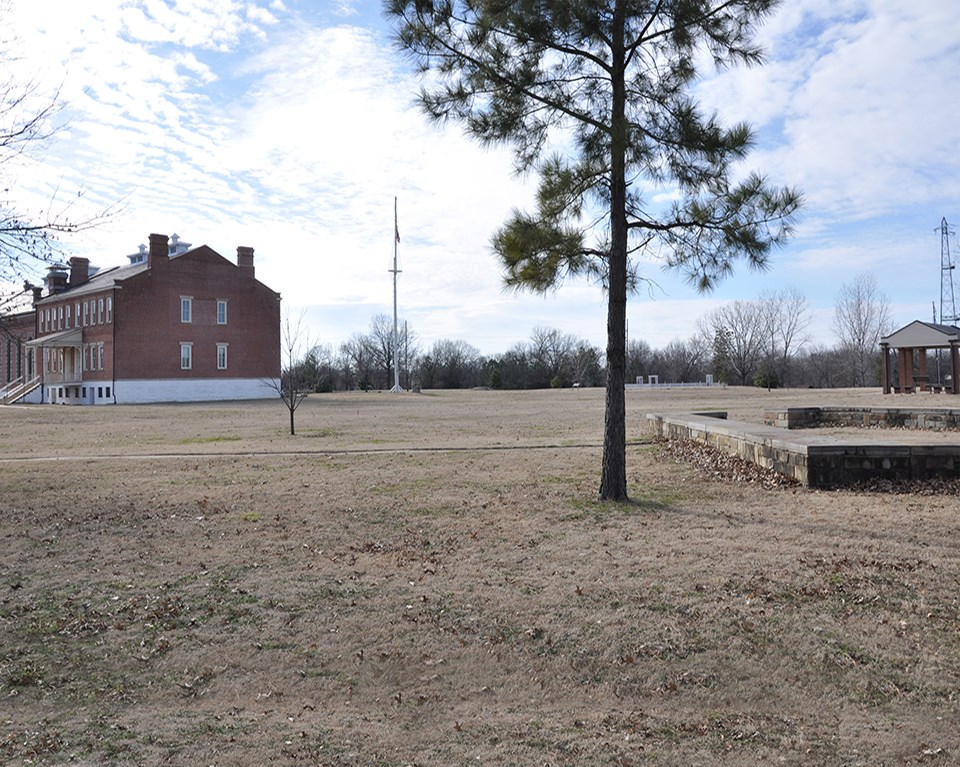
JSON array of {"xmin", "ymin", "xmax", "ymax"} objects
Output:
[{"xmin": 881, "ymin": 320, "xmax": 960, "ymax": 348}]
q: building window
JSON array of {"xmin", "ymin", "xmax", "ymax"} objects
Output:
[
  {"xmin": 75, "ymin": 302, "xmax": 80, "ymax": 326},
  {"xmin": 65, "ymin": 304, "xmax": 71, "ymax": 329},
  {"xmin": 181, "ymin": 297, "xmax": 192, "ymax": 323},
  {"xmin": 217, "ymin": 300, "xmax": 227, "ymax": 325},
  {"xmin": 98, "ymin": 298, "xmax": 104, "ymax": 324},
  {"xmin": 98, "ymin": 343, "xmax": 104, "ymax": 370},
  {"xmin": 180, "ymin": 342, "xmax": 192, "ymax": 370},
  {"xmin": 82, "ymin": 344, "xmax": 87, "ymax": 372},
  {"xmin": 217, "ymin": 343, "xmax": 228, "ymax": 370},
  {"xmin": 44, "ymin": 308, "xmax": 50, "ymax": 332},
  {"xmin": 106, "ymin": 297, "xmax": 113, "ymax": 323},
  {"xmin": 83, "ymin": 301, "xmax": 89, "ymax": 326},
  {"xmin": 57, "ymin": 305, "xmax": 63, "ymax": 330}
]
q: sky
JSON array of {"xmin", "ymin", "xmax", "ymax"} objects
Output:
[{"xmin": 4, "ymin": 0, "xmax": 960, "ymax": 356}]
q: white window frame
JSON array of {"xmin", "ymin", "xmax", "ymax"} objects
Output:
[
  {"xmin": 217, "ymin": 343, "xmax": 228, "ymax": 370},
  {"xmin": 216, "ymin": 300, "xmax": 227, "ymax": 325},
  {"xmin": 98, "ymin": 298, "xmax": 104, "ymax": 324},
  {"xmin": 106, "ymin": 296, "xmax": 112, "ymax": 323},
  {"xmin": 180, "ymin": 342, "xmax": 192, "ymax": 370},
  {"xmin": 65, "ymin": 304, "xmax": 71, "ymax": 329},
  {"xmin": 83, "ymin": 301, "xmax": 89, "ymax": 326},
  {"xmin": 181, "ymin": 296, "xmax": 192, "ymax": 324},
  {"xmin": 98, "ymin": 343, "xmax": 104, "ymax": 371}
]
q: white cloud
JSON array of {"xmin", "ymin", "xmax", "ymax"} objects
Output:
[{"xmin": 5, "ymin": 0, "xmax": 958, "ymax": 354}]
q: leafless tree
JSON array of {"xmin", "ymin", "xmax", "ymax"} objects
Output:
[
  {"xmin": 0, "ymin": 15, "xmax": 118, "ymax": 296},
  {"xmin": 702, "ymin": 301, "xmax": 766, "ymax": 385},
  {"xmin": 266, "ymin": 311, "xmax": 318, "ymax": 435},
  {"xmin": 832, "ymin": 273, "xmax": 893, "ymax": 387},
  {"xmin": 569, "ymin": 341, "xmax": 604, "ymax": 387},
  {"xmin": 654, "ymin": 336, "xmax": 709, "ymax": 383},
  {"xmin": 366, "ymin": 313, "xmax": 396, "ymax": 389},
  {"xmin": 758, "ymin": 287, "xmax": 811, "ymax": 387},
  {"xmin": 626, "ymin": 338, "xmax": 653, "ymax": 385},
  {"xmin": 420, "ymin": 338, "xmax": 482, "ymax": 389},
  {"xmin": 339, "ymin": 333, "xmax": 377, "ymax": 390},
  {"xmin": 339, "ymin": 315, "xmax": 420, "ymax": 390},
  {"xmin": 528, "ymin": 326, "xmax": 578, "ymax": 386}
]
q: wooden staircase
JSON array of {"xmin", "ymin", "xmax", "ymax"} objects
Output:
[{"xmin": 0, "ymin": 375, "xmax": 41, "ymax": 405}]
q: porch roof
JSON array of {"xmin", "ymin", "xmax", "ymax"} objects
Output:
[
  {"xmin": 880, "ymin": 320, "xmax": 960, "ymax": 349},
  {"xmin": 25, "ymin": 328, "xmax": 82, "ymax": 349}
]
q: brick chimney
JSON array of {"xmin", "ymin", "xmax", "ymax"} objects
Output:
[
  {"xmin": 237, "ymin": 246, "xmax": 254, "ymax": 278},
  {"xmin": 148, "ymin": 233, "xmax": 168, "ymax": 269},
  {"xmin": 47, "ymin": 264, "xmax": 68, "ymax": 294},
  {"xmin": 69, "ymin": 256, "xmax": 90, "ymax": 286},
  {"xmin": 31, "ymin": 286, "xmax": 43, "ymax": 305}
]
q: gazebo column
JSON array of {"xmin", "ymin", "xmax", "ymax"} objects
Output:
[
  {"xmin": 899, "ymin": 347, "xmax": 913, "ymax": 393},
  {"xmin": 950, "ymin": 341, "xmax": 960, "ymax": 394},
  {"xmin": 917, "ymin": 347, "xmax": 928, "ymax": 391},
  {"xmin": 881, "ymin": 343, "xmax": 891, "ymax": 394}
]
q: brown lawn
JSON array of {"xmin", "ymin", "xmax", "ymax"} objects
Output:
[{"xmin": 1, "ymin": 387, "xmax": 958, "ymax": 765}]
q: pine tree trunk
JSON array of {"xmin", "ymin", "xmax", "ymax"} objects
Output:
[{"xmin": 598, "ymin": 2, "xmax": 629, "ymax": 502}]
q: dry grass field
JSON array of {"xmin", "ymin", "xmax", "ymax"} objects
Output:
[{"xmin": 1, "ymin": 387, "xmax": 959, "ymax": 765}]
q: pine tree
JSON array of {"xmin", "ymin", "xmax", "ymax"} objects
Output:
[{"xmin": 388, "ymin": 0, "xmax": 802, "ymax": 500}]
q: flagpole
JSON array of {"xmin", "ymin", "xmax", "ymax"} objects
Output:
[{"xmin": 390, "ymin": 196, "xmax": 404, "ymax": 392}]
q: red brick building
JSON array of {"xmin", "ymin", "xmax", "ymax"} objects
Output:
[
  {"xmin": 0, "ymin": 308, "xmax": 36, "ymax": 396},
  {"xmin": 8, "ymin": 233, "xmax": 280, "ymax": 404}
]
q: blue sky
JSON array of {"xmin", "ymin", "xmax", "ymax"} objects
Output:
[{"xmin": 5, "ymin": 0, "xmax": 960, "ymax": 355}]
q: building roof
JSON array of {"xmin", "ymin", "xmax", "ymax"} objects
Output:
[
  {"xmin": 34, "ymin": 261, "xmax": 147, "ymax": 304},
  {"xmin": 26, "ymin": 327, "xmax": 82, "ymax": 348},
  {"xmin": 881, "ymin": 320, "xmax": 960, "ymax": 348}
]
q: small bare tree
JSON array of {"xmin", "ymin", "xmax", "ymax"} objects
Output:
[{"xmin": 267, "ymin": 311, "xmax": 318, "ymax": 436}]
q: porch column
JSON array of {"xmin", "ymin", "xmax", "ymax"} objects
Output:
[
  {"xmin": 899, "ymin": 348, "xmax": 913, "ymax": 393},
  {"xmin": 918, "ymin": 347, "xmax": 928, "ymax": 391},
  {"xmin": 881, "ymin": 343, "xmax": 891, "ymax": 394}
]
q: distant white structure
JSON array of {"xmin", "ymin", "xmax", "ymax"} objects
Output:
[{"xmin": 626, "ymin": 373, "xmax": 720, "ymax": 390}]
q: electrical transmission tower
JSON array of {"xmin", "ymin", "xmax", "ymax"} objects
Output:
[{"xmin": 939, "ymin": 217, "xmax": 958, "ymax": 325}]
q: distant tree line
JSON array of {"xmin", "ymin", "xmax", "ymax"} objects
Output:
[{"xmin": 295, "ymin": 273, "xmax": 902, "ymax": 392}]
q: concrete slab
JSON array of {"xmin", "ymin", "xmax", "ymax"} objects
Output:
[{"xmin": 647, "ymin": 410, "xmax": 960, "ymax": 488}]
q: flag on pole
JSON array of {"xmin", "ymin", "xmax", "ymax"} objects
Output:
[{"xmin": 394, "ymin": 198, "xmax": 400, "ymax": 243}]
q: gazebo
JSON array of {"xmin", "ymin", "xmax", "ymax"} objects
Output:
[{"xmin": 879, "ymin": 320, "xmax": 960, "ymax": 394}]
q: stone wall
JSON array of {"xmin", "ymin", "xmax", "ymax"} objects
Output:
[
  {"xmin": 649, "ymin": 411, "xmax": 960, "ymax": 488},
  {"xmin": 764, "ymin": 407, "xmax": 960, "ymax": 431}
]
